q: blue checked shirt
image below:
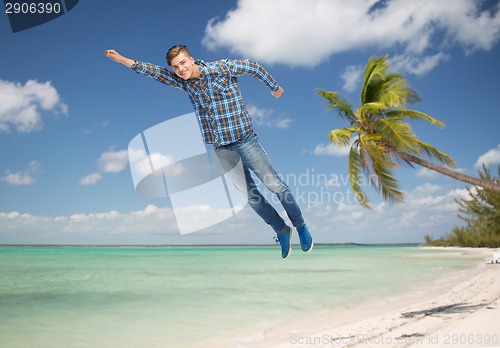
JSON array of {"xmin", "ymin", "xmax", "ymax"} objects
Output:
[{"xmin": 131, "ymin": 59, "xmax": 280, "ymax": 146}]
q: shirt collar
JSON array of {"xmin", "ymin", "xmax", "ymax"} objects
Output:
[{"xmin": 195, "ymin": 60, "xmax": 207, "ymax": 78}]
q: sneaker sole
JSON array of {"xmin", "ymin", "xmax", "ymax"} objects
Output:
[{"xmin": 283, "ymin": 244, "xmax": 292, "ymax": 260}]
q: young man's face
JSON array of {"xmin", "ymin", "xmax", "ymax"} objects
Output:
[{"xmin": 170, "ymin": 52, "xmax": 197, "ymax": 80}]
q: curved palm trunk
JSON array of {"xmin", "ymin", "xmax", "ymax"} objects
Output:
[{"xmin": 396, "ymin": 151, "xmax": 500, "ymax": 193}]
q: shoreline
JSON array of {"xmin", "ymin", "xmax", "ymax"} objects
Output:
[{"xmin": 208, "ymin": 247, "xmax": 500, "ymax": 348}]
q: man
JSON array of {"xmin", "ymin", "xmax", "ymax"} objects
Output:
[{"xmin": 105, "ymin": 45, "xmax": 312, "ymax": 259}]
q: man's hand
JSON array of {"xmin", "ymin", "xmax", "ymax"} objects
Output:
[
  {"xmin": 271, "ymin": 87, "xmax": 284, "ymax": 99},
  {"xmin": 105, "ymin": 49, "xmax": 135, "ymax": 68}
]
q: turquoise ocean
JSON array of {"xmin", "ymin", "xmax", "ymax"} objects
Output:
[{"xmin": 0, "ymin": 245, "xmax": 482, "ymax": 347}]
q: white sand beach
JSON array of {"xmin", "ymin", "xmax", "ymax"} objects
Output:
[{"xmin": 213, "ymin": 247, "xmax": 500, "ymax": 348}]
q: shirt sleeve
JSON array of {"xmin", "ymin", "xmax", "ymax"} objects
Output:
[
  {"xmin": 224, "ymin": 59, "xmax": 280, "ymax": 92},
  {"xmin": 131, "ymin": 61, "xmax": 185, "ymax": 90}
]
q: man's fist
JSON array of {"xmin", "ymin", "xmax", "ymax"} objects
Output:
[
  {"xmin": 271, "ymin": 87, "xmax": 284, "ymax": 99},
  {"xmin": 105, "ymin": 50, "xmax": 135, "ymax": 68}
]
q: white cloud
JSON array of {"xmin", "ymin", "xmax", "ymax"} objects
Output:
[
  {"xmin": 247, "ymin": 104, "xmax": 292, "ymax": 129},
  {"xmin": 388, "ymin": 52, "xmax": 451, "ymax": 76},
  {"xmin": 336, "ymin": 202, "xmax": 367, "ymax": 220},
  {"xmin": 82, "ymin": 147, "xmax": 186, "ymax": 186},
  {"xmin": 1, "ymin": 161, "xmax": 42, "ymax": 186},
  {"xmin": 341, "ymin": 65, "xmax": 363, "ymax": 92},
  {"xmin": 1, "ymin": 172, "xmax": 36, "ymax": 186},
  {"xmin": 415, "ymin": 167, "xmax": 439, "ymax": 179},
  {"xmin": 0, "ymin": 205, "xmax": 177, "ymax": 240},
  {"xmin": 313, "ymin": 143, "xmax": 351, "ymax": 156},
  {"xmin": 475, "ymin": 144, "xmax": 500, "ymax": 168},
  {"xmin": 79, "ymin": 172, "xmax": 103, "ymax": 186},
  {"xmin": 305, "ymin": 182, "xmax": 467, "ymax": 243},
  {"xmin": 0, "ymin": 79, "xmax": 67, "ymax": 133},
  {"xmin": 0, "ymin": 181, "xmax": 470, "ymax": 245},
  {"xmin": 405, "ymin": 183, "xmax": 451, "ymax": 209},
  {"xmin": 128, "ymin": 148, "xmax": 185, "ymax": 181},
  {"xmin": 0, "ymin": 204, "xmax": 259, "ymax": 244},
  {"xmin": 313, "ymin": 136, "xmax": 359, "ymax": 157},
  {"xmin": 149, "ymin": 152, "xmax": 185, "ymax": 176},
  {"xmin": 80, "ymin": 149, "xmax": 129, "ymax": 186},
  {"xmin": 203, "ymin": 0, "xmax": 500, "ymax": 71},
  {"xmin": 128, "ymin": 148, "xmax": 151, "ymax": 178},
  {"xmin": 98, "ymin": 149, "xmax": 129, "ymax": 173}
]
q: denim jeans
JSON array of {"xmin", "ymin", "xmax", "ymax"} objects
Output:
[{"xmin": 214, "ymin": 130, "xmax": 305, "ymax": 234}]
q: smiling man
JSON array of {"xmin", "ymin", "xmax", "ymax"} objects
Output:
[{"xmin": 105, "ymin": 45, "xmax": 312, "ymax": 259}]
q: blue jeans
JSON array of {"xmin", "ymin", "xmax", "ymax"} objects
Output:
[{"xmin": 214, "ymin": 130, "xmax": 305, "ymax": 233}]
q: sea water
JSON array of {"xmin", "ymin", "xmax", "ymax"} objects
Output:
[{"xmin": 0, "ymin": 245, "xmax": 482, "ymax": 348}]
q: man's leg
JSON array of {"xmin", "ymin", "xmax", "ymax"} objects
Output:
[
  {"xmin": 214, "ymin": 131, "xmax": 312, "ymax": 256},
  {"xmin": 234, "ymin": 131, "xmax": 313, "ymax": 253},
  {"xmin": 235, "ymin": 132, "xmax": 305, "ymax": 229},
  {"xmin": 243, "ymin": 165, "xmax": 289, "ymax": 233},
  {"xmin": 214, "ymin": 147, "xmax": 287, "ymax": 233}
]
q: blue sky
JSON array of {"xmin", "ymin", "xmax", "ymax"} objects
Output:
[{"xmin": 1, "ymin": 0, "xmax": 499, "ymax": 245}]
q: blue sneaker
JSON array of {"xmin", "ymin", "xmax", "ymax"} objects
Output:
[
  {"xmin": 297, "ymin": 225, "xmax": 313, "ymax": 253},
  {"xmin": 274, "ymin": 226, "xmax": 292, "ymax": 259}
]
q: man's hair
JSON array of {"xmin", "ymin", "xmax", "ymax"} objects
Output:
[{"xmin": 166, "ymin": 45, "xmax": 191, "ymax": 66}]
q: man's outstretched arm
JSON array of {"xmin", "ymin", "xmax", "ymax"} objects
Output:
[
  {"xmin": 225, "ymin": 59, "xmax": 284, "ymax": 99},
  {"xmin": 104, "ymin": 49, "xmax": 183, "ymax": 89},
  {"xmin": 105, "ymin": 49, "xmax": 135, "ymax": 68}
]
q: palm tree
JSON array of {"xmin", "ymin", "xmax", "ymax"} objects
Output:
[{"xmin": 317, "ymin": 55, "xmax": 500, "ymax": 208}]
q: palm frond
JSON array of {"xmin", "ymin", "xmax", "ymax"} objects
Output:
[
  {"xmin": 378, "ymin": 77, "xmax": 409, "ymax": 108},
  {"xmin": 361, "ymin": 56, "xmax": 421, "ymax": 108},
  {"xmin": 316, "ymin": 89, "xmax": 356, "ymax": 123},
  {"xmin": 385, "ymin": 109, "xmax": 445, "ymax": 128},
  {"xmin": 348, "ymin": 144, "xmax": 370, "ymax": 208},
  {"xmin": 374, "ymin": 118, "xmax": 418, "ymax": 154},
  {"xmin": 360, "ymin": 56, "xmax": 388, "ymax": 105},
  {"xmin": 413, "ymin": 140, "xmax": 456, "ymax": 167},
  {"xmin": 328, "ymin": 127, "xmax": 358, "ymax": 147},
  {"xmin": 358, "ymin": 134, "xmax": 403, "ymax": 204},
  {"xmin": 360, "ymin": 56, "xmax": 387, "ymax": 105},
  {"xmin": 378, "ymin": 73, "xmax": 421, "ymax": 107},
  {"xmin": 359, "ymin": 133, "xmax": 397, "ymax": 169},
  {"xmin": 358, "ymin": 102, "xmax": 389, "ymax": 117},
  {"xmin": 371, "ymin": 157, "xmax": 404, "ymax": 204}
]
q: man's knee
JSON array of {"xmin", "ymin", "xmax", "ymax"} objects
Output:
[{"xmin": 263, "ymin": 175, "xmax": 288, "ymax": 194}]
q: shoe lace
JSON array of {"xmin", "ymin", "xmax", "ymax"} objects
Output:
[
  {"xmin": 273, "ymin": 235, "xmax": 280, "ymax": 244},
  {"xmin": 298, "ymin": 228, "xmax": 311, "ymax": 243}
]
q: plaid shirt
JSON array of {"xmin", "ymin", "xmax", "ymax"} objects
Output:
[{"xmin": 131, "ymin": 59, "xmax": 280, "ymax": 146}]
